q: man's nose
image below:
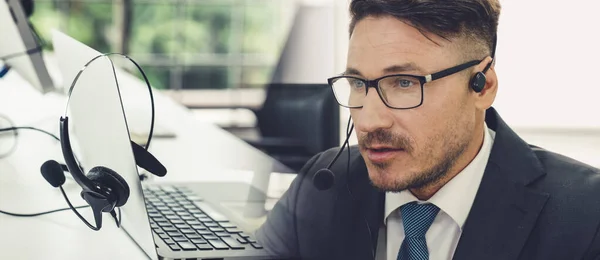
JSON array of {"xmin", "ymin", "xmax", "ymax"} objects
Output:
[{"xmin": 354, "ymin": 89, "xmax": 393, "ymax": 133}]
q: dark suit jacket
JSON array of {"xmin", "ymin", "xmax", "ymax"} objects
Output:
[{"xmin": 255, "ymin": 107, "xmax": 600, "ymax": 260}]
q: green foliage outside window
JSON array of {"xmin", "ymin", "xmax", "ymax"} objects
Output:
[{"xmin": 29, "ymin": 0, "xmax": 293, "ymax": 90}]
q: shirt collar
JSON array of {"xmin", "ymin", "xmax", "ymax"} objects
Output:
[{"xmin": 384, "ymin": 123, "xmax": 496, "ymax": 229}]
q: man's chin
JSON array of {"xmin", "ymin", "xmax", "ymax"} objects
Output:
[{"xmin": 367, "ymin": 168, "xmax": 411, "ymax": 192}]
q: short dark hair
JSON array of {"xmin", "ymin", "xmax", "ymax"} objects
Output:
[{"xmin": 349, "ymin": 0, "xmax": 501, "ymax": 59}]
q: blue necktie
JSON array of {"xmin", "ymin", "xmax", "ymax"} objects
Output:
[{"xmin": 397, "ymin": 202, "xmax": 440, "ymax": 260}]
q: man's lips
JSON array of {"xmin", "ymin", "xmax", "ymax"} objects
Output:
[{"xmin": 365, "ymin": 147, "xmax": 405, "ymax": 163}]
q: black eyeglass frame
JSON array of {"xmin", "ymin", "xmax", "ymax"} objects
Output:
[{"xmin": 327, "ymin": 59, "xmax": 482, "ymax": 109}]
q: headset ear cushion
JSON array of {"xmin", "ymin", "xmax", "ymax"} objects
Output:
[
  {"xmin": 87, "ymin": 166, "xmax": 130, "ymax": 207},
  {"xmin": 470, "ymin": 72, "xmax": 487, "ymax": 93}
]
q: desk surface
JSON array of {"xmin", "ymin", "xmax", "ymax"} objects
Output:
[{"xmin": 0, "ymin": 72, "xmax": 297, "ymax": 259}]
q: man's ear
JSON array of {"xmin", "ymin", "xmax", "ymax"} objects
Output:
[{"xmin": 471, "ymin": 57, "xmax": 497, "ymax": 110}]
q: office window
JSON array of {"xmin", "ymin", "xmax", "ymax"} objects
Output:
[{"xmin": 29, "ymin": 0, "xmax": 294, "ymax": 90}]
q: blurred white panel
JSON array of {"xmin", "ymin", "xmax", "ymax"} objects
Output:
[
  {"xmin": 494, "ymin": 0, "xmax": 600, "ymax": 128},
  {"xmin": 271, "ymin": 4, "xmax": 335, "ymax": 83}
]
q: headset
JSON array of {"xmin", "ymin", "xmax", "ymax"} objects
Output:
[
  {"xmin": 469, "ymin": 35, "xmax": 498, "ymax": 93},
  {"xmin": 39, "ymin": 53, "xmax": 166, "ymax": 231},
  {"xmin": 312, "ymin": 117, "xmax": 353, "ymax": 191}
]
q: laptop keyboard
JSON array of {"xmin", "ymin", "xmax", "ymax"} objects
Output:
[{"xmin": 143, "ymin": 185, "xmax": 263, "ymax": 252}]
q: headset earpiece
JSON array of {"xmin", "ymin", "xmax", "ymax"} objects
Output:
[
  {"xmin": 59, "ymin": 116, "xmax": 129, "ymax": 230},
  {"xmin": 470, "ymin": 55, "xmax": 494, "ymax": 93},
  {"xmin": 471, "ymin": 34, "xmax": 496, "ymax": 93},
  {"xmin": 470, "ymin": 71, "xmax": 487, "ymax": 93},
  {"xmin": 86, "ymin": 166, "xmax": 130, "ymax": 207}
]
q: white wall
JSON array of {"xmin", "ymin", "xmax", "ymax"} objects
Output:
[
  {"xmin": 493, "ymin": 0, "xmax": 600, "ymax": 128},
  {"xmin": 333, "ymin": 0, "xmax": 600, "ymax": 168}
]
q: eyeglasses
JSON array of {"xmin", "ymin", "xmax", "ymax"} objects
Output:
[{"xmin": 327, "ymin": 59, "xmax": 482, "ymax": 109}]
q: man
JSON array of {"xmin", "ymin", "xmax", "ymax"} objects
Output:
[{"xmin": 255, "ymin": 0, "xmax": 600, "ymax": 259}]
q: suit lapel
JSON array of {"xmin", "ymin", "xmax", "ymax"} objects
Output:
[
  {"xmin": 453, "ymin": 108, "xmax": 550, "ymax": 260},
  {"xmin": 333, "ymin": 148, "xmax": 385, "ymax": 260},
  {"xmin": 452, "ymin": 162, "xmax": 549, "ymax": 260}
]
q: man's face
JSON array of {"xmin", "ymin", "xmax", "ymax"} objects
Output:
[{"xmin": 347, "ymin": 16, "xmax": 480, "ymax": 192}]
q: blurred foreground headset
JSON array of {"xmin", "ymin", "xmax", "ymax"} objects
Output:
[{"xmin": 40, "ymin": 53, "xmax": 166, "ymax": 231}]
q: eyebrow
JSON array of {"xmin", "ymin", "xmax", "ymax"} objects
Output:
[
  {"xmin": 344, "ymin": 62, "xmax": 427, "ymax": 78},
  {"xmin": 344, "ymin": 67, "xmax": 363, "ymax": 77}
]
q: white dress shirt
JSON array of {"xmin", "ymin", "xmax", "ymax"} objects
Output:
[{"xmin": 375, "ymin": 124, "xmax": 496, "ymax": 260}]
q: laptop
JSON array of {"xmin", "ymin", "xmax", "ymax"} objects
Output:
[{"xmin": 51, "ymin": 30, "xmax": 280, "ymax": 260}]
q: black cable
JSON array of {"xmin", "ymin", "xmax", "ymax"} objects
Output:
[
  {"xmin": 59, "ymin": 186, "xmax": 99, "ymax": 230},
  {"xmin": 113, "ymin": 207, "xmax": 122, "ymax": 227},
  {"xmin": 0, "ymin": 125, "xmax": 91, "ymax": 223},
  {"xmin": 343, "ymin": 120, "xmax": 375, "ymax": 260},
  {"xmin": 0, "ymin": 123, "xmax": 89, "ymax": 219},
  {"xmin": 0, "ymin": 205, "xmax": 89, "ymax": 217},
  {"xmin": 0, "ymin": 126, "xmax": 59, "ymax": 141},
  {"xmin": 0, "ymin": 125, "xmax": 89, "ymax": 219},
  {"xmin": 0, "ymin": 116, "xmax": 18, "ymax": 159},
  {"xmin": 0, "ymin": 126, "xmax": 85, "ymax": 183},
  {"xmin": 0, "ymin": 126, "xmax": 61, "ymax": 160},
  {"xmin": 291, "ymin": 116, "xmax": 354, "ymax": 258}
]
